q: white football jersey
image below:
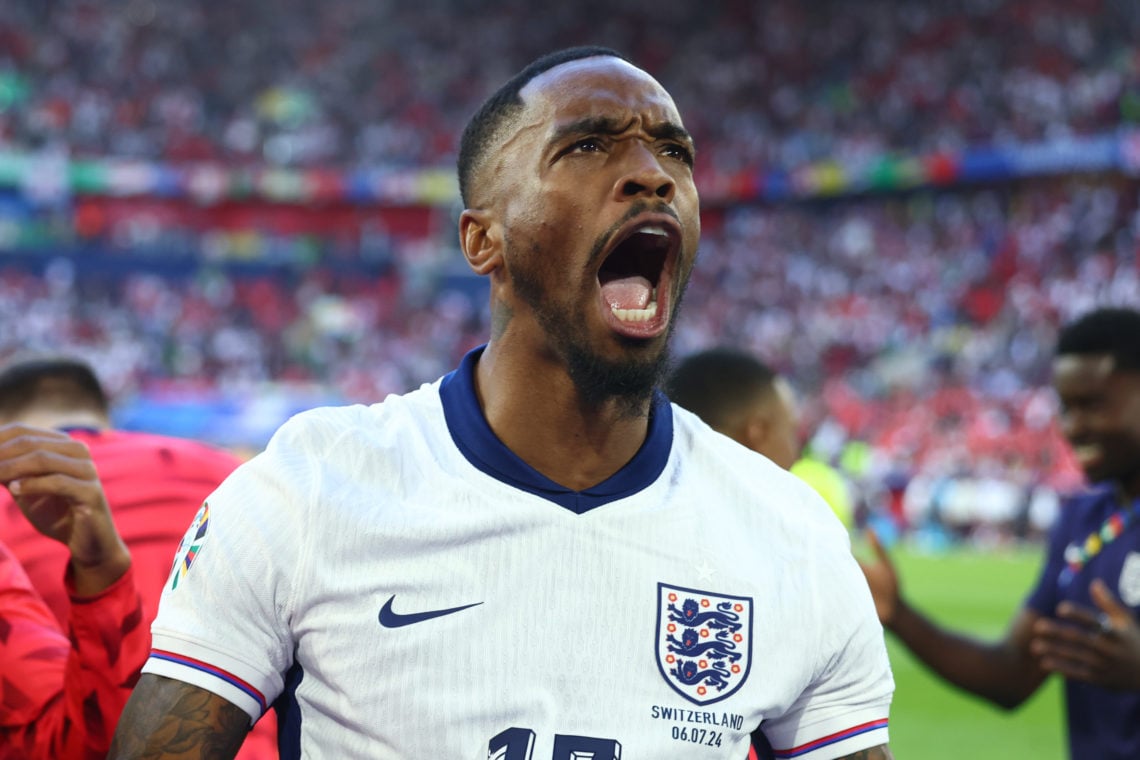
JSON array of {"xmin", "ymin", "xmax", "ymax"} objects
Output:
[{"xmin": 145, "ymin": 348, "xmax": 893, "ymax": 759}]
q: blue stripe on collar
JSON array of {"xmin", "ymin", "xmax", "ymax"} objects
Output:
[{"xmin": 440, "ymin": 345, "xmax": 673, "ymax": 514}]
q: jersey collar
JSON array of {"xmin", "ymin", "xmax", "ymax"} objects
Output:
[{"xmin": 439, "ymin": 345, "xmax": 673, "ymax": 514}]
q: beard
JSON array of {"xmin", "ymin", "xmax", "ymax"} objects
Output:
[
  {"xmin": 507, "ymin": 234, "xmax": 685, "ymax": 417},
  {"xmin": 559, "ymin": 333, "xmax": 673, "ymax": 415}
]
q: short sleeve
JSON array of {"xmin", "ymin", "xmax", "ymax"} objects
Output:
[
  {"xmin": 142, "ymin": 420, "xmax": 318, "ymax": 722},
  {"xmin": 761, "ymin": 509, "xmax": 894, "ymax": 759}
]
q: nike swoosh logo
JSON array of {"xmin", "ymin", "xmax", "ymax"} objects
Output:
[{"xmin": 378, "ymin": 594, "xmax": 483, "ymax": 628}]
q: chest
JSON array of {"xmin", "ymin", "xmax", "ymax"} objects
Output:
[
  {"xmin": 280, "ymin": 490, "xmax": 821, "ymax": 758},
  {"xmin": 1056, "ymin": 515, "xmax": 1140, "ymax": 613}
]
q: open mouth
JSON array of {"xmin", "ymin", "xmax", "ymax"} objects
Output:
[{"xmin": 598, "ymin": 220, "xmax": 678, "ymax": 325}]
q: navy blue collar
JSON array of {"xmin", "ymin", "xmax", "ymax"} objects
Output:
[{"xmin": 439, "ymin": 345, "xmax": 673, "ymax": 514}]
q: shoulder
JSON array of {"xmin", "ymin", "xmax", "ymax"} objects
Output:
[
  {"xmin": 78, "ymin": 427, "xmax": 237, "ymax": 461},
  {"xmin": 244, "ymin": 381, "xmax": 448, "ymax": 486},
  {"xmin": 73, "ymin": 428, "xmax": 245, "ymax": 480},
  {"xmin": 206, "ymin": 384, "xmax": 448, "ymax": 529},
  {"xmin": 1064, "ymin": 483, "xmax": 1117, "ymax": 509},
  {"xmin": 1054, "ymin": 484, "xmax": 1118, "ymax": 531},
  {"xmin": 670, "ymin": 403, "xmax": 846, "ymax": 540},
  {"xmin": 274, "ymin": 381, "xmax": 444, "ymax": 451}
]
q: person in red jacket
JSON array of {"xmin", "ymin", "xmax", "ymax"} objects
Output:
[
  {"xmin": 0, "ymin": 356, "xmax": 278, "ymax": 760},
  {"xmin": 0, "ymin": 423, "xmax": 146, "ymax": 760}
]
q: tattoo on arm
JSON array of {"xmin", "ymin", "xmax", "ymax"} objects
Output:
[
  {"xmin": 835, "ymin": 745, "xmax": 893, "ymax": 760},
  {"xmin": 109, "ymin": 674, "xmax": 250, "ymax": 759}
]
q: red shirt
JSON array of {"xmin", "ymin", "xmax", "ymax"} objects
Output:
[
  {"xmin": 0, "ymin": 428, "xmax": 279, "ymax": 760},
  {"xmin": 0, "ymin": 428, "xmax": 242, "ymax": 628},
  {"xmin": 0, "ymin": 541, "xmax": 146, "ymax": 760}
]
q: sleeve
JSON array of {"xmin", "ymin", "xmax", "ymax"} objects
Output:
[
  {"xmin": 142, "ymin": 418, "xmax": 317, "ymax": 723},
  {"xmin": 761, "ymin": 494, "xmax": 894, "ymax": 760},
  {"xmin": 0, "ymin": 542, "xmax": 147, "ymax": 760}
]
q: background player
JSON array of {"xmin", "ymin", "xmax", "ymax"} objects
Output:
[
  {"xmin": 667, "ymin": 346, "xmax": 855, "ymax": 528},
  {"xmin": 0, "ymin": 424, "xmax": 147, "ymax": 759},
  {"xmin": 666, "ymin": 346, "xmax": 802, "ymax": 470},
  {"xmin": 859, "ymin": 306, "xmax": 1140, "ymax": 759}
]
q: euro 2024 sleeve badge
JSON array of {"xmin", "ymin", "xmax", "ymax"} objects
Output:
[
  {"xmin": 168, "ymin": 502, "xmax": 210, "ymax": 591},
  {"xmin": 656, "ymin": 583, "xmax": 753, "ymax": 705}
]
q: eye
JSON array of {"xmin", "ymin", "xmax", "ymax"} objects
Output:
[
  {"xmin": 569, "ymin": 137, "xmax": 605, "ymax": 154},
  {"xmin": 661, "ymin": 142, "xmax": 694, "ymax": 167}
]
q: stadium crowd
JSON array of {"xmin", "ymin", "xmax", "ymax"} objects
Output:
[
  {"xmin": 1, "ymin": 0, "xmax": 1139, "ymax": 543},
  {"xmin": 0, "ymin": 0, "xmax": 1139, "ymax": 174},
  {"xmin": 0, "ymin": 174, "xmax": 1136, "ymax": 541}
]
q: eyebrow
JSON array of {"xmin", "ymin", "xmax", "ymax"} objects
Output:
[{"xmin": 548, "ymin": 115, "xmax": 695, "ymax": 151}]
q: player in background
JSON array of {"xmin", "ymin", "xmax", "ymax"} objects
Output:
[
  {"xmin": 0, "ymin": 356, "xmax": 278, "ymax": 760},
  {"xmin": 859, "ymin": 306, "xmax": 1140, "ymax": 760},
  {"xmin": 667, "ymin": 346, "xmax": 854, "ymax": 528},
  {"xmin": 110, "ymin": 47, "xmax": 892, "ymax": 759},
  {"xmin": 0, "ymin": 424, "xmax": 146, "ymax": 759},
  {"xmin": 666, "ymin": 347, "xmax": 802, "ymax": 470}
]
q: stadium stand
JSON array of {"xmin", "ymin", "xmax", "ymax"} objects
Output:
[{"xmin": 1, "ymin": 0, "xmax": 1138, "ymax": 539}]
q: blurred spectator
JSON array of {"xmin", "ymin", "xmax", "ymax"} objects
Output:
[{"xmin": 1, "ymin": 0, "xmax": 1139, "ymax": 174}]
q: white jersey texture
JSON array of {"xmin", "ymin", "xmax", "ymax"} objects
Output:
[{"xmin": 145, "ymin": 347, "xmax": 893, "ymax": 759}]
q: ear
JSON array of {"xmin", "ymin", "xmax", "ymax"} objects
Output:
[
  {"xmin": 739, "ymin": 407, "xmax": 771, "ymax": 453},
  {"xmin": 459, "ymin": 209, "xmax": 502, "ymax": 276}
]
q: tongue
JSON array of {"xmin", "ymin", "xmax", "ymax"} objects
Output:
[{"xmin": 601, "ymin": 275, "xmax": 653, "ymax": 310}]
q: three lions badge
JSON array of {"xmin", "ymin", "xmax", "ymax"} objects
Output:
[{"xmin": 656, "ymin": 583, "xmax": 753, "ymax": 705}]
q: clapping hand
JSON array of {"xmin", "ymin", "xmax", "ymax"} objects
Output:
[{"xmin": 1030, "ymin": 578, "xmax": 1140, "ymax": 691}]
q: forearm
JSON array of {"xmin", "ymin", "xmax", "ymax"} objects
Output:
[
  {"xmin": 889, "ymin": 600, "xmax": 1045, "ymax": 708},
  {"xmin": 109, "ymin": 674, "xmax": 251, "ymax": 760},
  {"xmin": 70, "ymin": 539, "xmax": 132, "ymax": 597},
  {"xmin": 836, "ymin": 747, "xmax": 892, "ymax": 759}
]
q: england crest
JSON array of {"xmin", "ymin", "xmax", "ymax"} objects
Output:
[{"xmin": 656, "ymin": 582, "xmax": 753, "ymax": 705}]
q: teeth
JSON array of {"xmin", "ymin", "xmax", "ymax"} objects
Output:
[{"xmin": 612, "ymin": 302, "xmax": 658, "ymax": 322}]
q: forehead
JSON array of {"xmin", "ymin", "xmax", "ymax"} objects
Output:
[
  {"xmin": 517, "ymin": 57, "xmax": 684, "ymax": 136},
  {"xmin": 1052, "ymin": 354, "xmax": 1115, "ymax": 394}
]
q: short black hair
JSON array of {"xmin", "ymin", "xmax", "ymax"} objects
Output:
[
  {"xmin": 1056, "ymin": 307, "xmax": 1140, "ymax": 371},
  {"xmin": 0, "ymin": 356, "xmax": 110, "ymax": 420},
  {"xmin": 665, "ymin": 347, "xmax": 779, "ymax": 432},
  {"xmin": 456, "ymin": 45, "xmax": 630, "ymax": 207}
]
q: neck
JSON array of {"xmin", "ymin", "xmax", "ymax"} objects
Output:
[
  {"xmin": 474, "ymin": 341, "xmax": 654, "ymax": 491},
  {"xmin": 1119, "ymin": 476, "xmax": 1140, "ymax": 503}
]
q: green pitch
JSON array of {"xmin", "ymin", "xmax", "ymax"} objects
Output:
[{"xmin": 864, "ymin": 541, "xmax": 1066, "ymax": 759}]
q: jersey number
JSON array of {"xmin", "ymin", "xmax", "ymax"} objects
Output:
[{"xmin": 489, "ymin": 727, "xmax": 622, "ymax": 759}]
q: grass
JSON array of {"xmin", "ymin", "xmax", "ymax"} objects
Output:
[{"xmin": 862, "ymin": 540, "xmax": 1066, "ymax": 760}]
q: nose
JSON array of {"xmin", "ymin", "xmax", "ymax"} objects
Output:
[{"xmin": 613, "ymin": 143, "xmax": 675, "ymax": 203}]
